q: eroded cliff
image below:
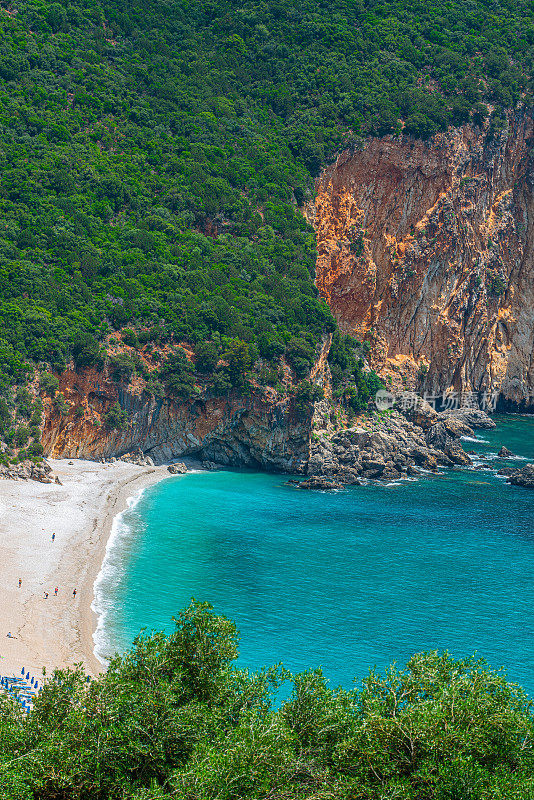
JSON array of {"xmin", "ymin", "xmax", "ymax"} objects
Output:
[
  {"xmin": 41, "ymin": 371, "xmax": 311, "ymax": 471},
  {"xmin": 40, "ymin": 334, "xmax": 333, "ymax": 471},
  {"xmin": 310, "ymin": 112, "xmax": 534, "ymax": 409},
  {"xmin": 40, "ymin": 115, "xmax": 534, "ymax": 471}
]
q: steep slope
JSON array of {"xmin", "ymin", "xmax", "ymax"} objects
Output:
[{"xmin": 310, "ymin": 112, "xmax": 534, "ymax": 409}]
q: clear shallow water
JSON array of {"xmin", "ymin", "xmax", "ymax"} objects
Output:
[{"xmin": 94, "ymin": 415, "xmax": 534, "ymax": 693}]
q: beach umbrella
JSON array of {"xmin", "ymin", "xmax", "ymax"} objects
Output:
[{"xmin": 21, "ymin": 667, "xmax": 24, "ymax": 675}]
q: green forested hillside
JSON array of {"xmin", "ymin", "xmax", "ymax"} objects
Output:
[
  {"xmin": 1, "ymin": 602, "xmax": 533, "ymax": 799},
  {"xmin": 0, "ymin": 0, "xmax": 533, "ymax": 419}
]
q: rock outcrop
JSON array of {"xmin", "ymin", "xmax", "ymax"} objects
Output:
[
  {"xmin": 507, "ymin": 464, "xmax": 534, "ymax": 488},
  {"xmin": 167, "ymin": 462, "xmax": 188, "ymax": 474},
  {"xmin": 0, "ymin": 459, "xmax": 53, "ymax": 482},
  {"xmin": 309, "ymin": 112, "xmax": 534, "ymax": 410},
  {"xmin": 306, "ymin": 401, "xmax": 474, "ymax": 484}
]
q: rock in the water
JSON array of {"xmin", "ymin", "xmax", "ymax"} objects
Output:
[
  {"xmin": 507, "ymin": 464, "xmax": 534, "ymax": 488},
  {"xmin": 498, "ymin": 467, "xmax": 516, "ymax": 476},
  {"xmin": 167, "ymin": 462, "xmax": 188, "ymax": 474},
  {"xmin": 498, "ymin": 446, "xmax": 515, "ymax": 457},
  {"xmin": 287, "ymin": 476, "xmax": 343, "ymax": 491},
  {"xmin": 444, "ymin": 444, "xmax": 472, "ymax": 466}
]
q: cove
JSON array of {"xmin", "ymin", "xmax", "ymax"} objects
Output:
[{"xmin": 94, "ymin": 415, "xmax": 534, "ymax": 694}]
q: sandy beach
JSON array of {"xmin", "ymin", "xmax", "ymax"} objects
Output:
[{"xmin": 0, "ymin": 459, "xmax": 169, "ymax": 680}]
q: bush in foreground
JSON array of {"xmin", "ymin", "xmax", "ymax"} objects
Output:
[{"xmin": 0, "ymin": 601, "xmax": 533, "ymax": 799}]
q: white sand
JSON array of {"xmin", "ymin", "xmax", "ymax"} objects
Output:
[{"xmin": 0, "ymin": 459, "xmax": 169, "ymax": 679}]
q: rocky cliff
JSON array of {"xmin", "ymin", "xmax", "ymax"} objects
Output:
[
  {"xmin": 309, "ymin": 111, "xmax": 534, "ymax": 410},
  {"xmin": 41, "ymin": 368, "xmax": 313, "ymax": 472}
]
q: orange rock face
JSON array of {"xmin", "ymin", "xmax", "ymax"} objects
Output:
[
  {"xmin": 310, "ymin": 112, "xmax": 534, "ymax": 408},
  {"xmin": 41, "ymin": 366, "xmax": 315, "ymax": 471}
]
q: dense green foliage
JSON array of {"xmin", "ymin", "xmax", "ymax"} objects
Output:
[
  {"xmin": 329, "ymin": 333, "xmax": 383, "ymax": 412},
  {"xmin": 0, "ymin": 0, "xmax": 533, "ymax": 454},
  {"xmin": 1, "ymin": 601, "xmax": 533, "ymax": 799},
  {"xmin": 0, "ymin": 0, "xmax": 533, "ymax": 395}
]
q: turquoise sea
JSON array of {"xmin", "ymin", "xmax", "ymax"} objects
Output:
[{"xmin": 93, "ymin": 415, "xmax": 534, "ymax": 693}]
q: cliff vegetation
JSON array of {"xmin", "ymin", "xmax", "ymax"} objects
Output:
[{"xmin": 1, "ymin": 0, "xmax": 534, "ymax": 455}]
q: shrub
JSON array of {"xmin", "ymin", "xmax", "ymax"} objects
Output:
[
  {"xmin": 27, "ymin": 440, "xmax": 44, "ymax": 457},
  {"xmin": 53, "ymin": 393, "xmax": 69, "ymax": 416},
  {"xmin": 121, "ymin": 328, "xmax": 140, "ymax": 347},
  {"xmin": 160, "ymin": 349, "xmax": 198, "ymax": 399},
  {"xmin": 40, "ymin": 372, "xmax": 59, "ymax": 396},
  {"xmin": 293, "ymin": 380, "xmax": 325, "ymax": 414},
  {"xmin": 13, "ymin": 425, "xmax": 31, "ymax": 447},
  {"xmin": 109, "ymin": 353, "xmax": 137, "ymax": 381},
  {"xmin": 195, "ymin": 341, "xmax": 219, "ymax": 373},
  {"xmin": 104, "ymin": 402, "xmax": 128, "ymax": 430}
]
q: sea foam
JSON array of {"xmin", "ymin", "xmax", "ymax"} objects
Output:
[{"xmin": 91, "ymin": 488, "xmax": 147, "ymax": 665}]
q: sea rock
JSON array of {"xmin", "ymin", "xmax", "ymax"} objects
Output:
[
  {"xmin": 498, "ymin": 467, "xmax": 516, "ymax": 476},
  {"xmin": 498, "ymin": 446, "xmax": 515, "ymax": 457},
  {"xmin": 507, "ymin": 464, "xmax": 534, "ymax": 488},
  {"xmin": 167, "ymin": 462, "xmax": 188, "ymax": 474},
  {"xmin": 287, "ymin": 476, "xmax": 343, "ymax": 491},
  {"xmin": 443, "ymin": 444, "xmax": 472, "ymax": 466}
]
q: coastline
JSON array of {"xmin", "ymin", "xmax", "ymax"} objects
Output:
[{"xmin": 0, "ymin": 459, "xmax": 169, "ymax": 679}]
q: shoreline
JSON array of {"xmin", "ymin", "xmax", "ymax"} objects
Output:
[{"xmin": 0, "ymin": 459, "xmax": 170, "ymax": 679}]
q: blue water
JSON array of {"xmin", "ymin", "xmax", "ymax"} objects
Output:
[{"xmin": 94, "ymin": 415, "xmax": 534, "ymax": 693}]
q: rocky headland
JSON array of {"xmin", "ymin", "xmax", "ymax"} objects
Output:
[{"xmin": 305, "ymin": 400, "xmax": 485, "ymax": 485}]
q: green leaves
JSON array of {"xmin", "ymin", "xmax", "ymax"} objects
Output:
[{"xmin": 1, "ymin": 606, "xmax": 534, "ymax": 799}]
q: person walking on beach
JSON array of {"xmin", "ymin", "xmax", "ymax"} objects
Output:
[
  {"xmin": 44, "ymin": 591, "xmax": 49, "ymax": 599},
  {"xmin": 54, "ymin": 587, "xmax": 58, "ymax": 596},
  {"xmin": 51, "ymin": 533, "xmax": 55, "ymax": 542},
  {"xmin": 18, "ymin": 578, "xmax": 21, "ymax": 588},
  {"xmin": 72, "ymin": 588, "xmax": 77, "ymax": 598}
]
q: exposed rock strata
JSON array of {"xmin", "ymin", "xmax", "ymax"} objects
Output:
[
  {"xmin": 310, "ymin": 113, "xmax": 534, "ymax": 409},
  {"xmin": 41, "ymin": 368, "xmax": 312, "ymax": 473}
]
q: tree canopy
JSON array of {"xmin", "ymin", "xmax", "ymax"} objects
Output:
[{"xmin": 0, "ymin": 601, "xmax": 533, "ymax": 799}]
